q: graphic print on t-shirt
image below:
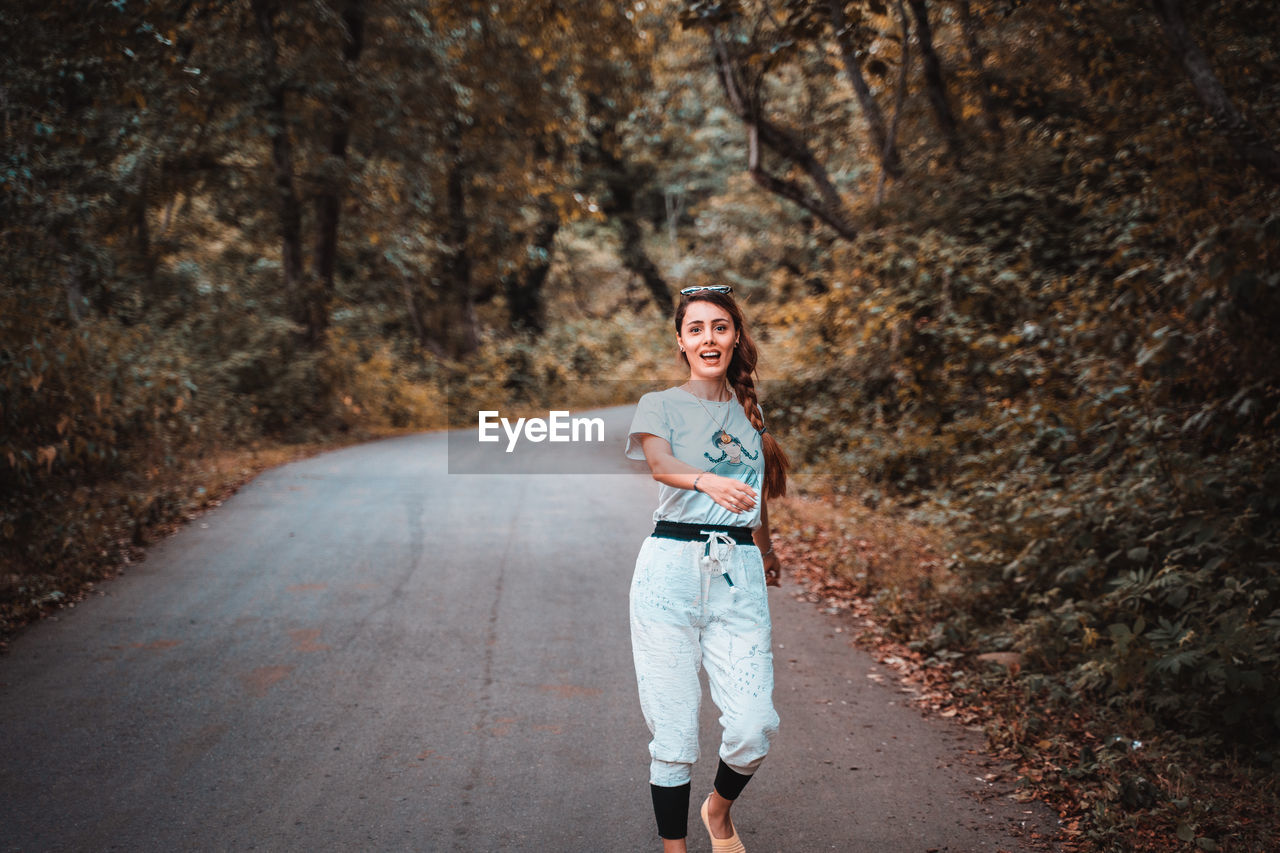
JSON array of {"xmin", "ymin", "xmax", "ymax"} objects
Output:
[{"xmin": 703, "ymin": 429, "xmax": 761, "ymax": 491}]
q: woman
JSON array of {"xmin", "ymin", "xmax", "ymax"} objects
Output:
[{"xmin": 624, "ymin": 285, "xmax": 789, "ymax": 853}]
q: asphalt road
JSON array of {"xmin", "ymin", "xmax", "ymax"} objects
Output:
[{"xmin": 0, "ymin": 406, "xmax": 1058, "ymax": 851}]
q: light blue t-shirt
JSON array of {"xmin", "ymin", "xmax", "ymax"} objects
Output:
[{"xmin": 625, "ymin": 386, "xmax": 765, "ymax": 529}]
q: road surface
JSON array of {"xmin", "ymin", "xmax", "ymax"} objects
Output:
[{"xmin": 0, "ymin": 407, "xmax": 1058, "ymax": 851}]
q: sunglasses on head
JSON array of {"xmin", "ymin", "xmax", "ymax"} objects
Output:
[{"xmin": 679, "ymin": 285, "xmax": 733, "ymax": 295}]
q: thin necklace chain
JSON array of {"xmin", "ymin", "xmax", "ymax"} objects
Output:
[{"xmin": 682, "ymin": 381, "xmax": 733, "ymax": 440}]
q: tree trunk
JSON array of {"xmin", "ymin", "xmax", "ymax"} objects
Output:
[
  {"xmin": 437, "ymin": 127, "xmax": 479, "ymax": 358},
  {"xmin": 906, "ymin": 0, "xmax": 963, "ymax": 161},
  {"xmin": 664, "ymin": 190, "xmax": 686, "ymax": 251},
  {"xmin": 1151, "ymin": 0, "xmax": 1280, "ymax": 184},
  {"xmin": 310, "ymin": 0, "xmax": 366, "ymax": 345},
  {"xmin": 64, "ymin": 268, "xmax": 86, "ymax": 325},
  {"xmin": 503, "ymin": 204, "xmax": 559, "ymax": 334},
  {"xmin": 401, "ymin": 277, "xmax": 429, "ymax": 348},
  {"xmin": 956, "ymin": 0, "xmax": 1003, "ymax": 145},
  {"xmin": 618, "ymin": 213, "xmax": 672, "ymax": 315},
  {"xmin": 827, "ymin": 0, "xmax": 903, "ymax": 179},
  {"xmin": 133, "ymin": 161, "xmax": 155, "ymax": 276},
  {"xmin": 251, "ymin": 0, "xmax": 306, "ymax": 328},
  {"xmin": 588, "ymin": 126, "xmax": 674, "ymax": 315}
]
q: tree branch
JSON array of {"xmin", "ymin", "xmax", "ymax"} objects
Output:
[
  {"xmin": 747, "ymin": 125, "xmax": 858, "ymax": 240},
  {"xmin": 906, "ymin": 0, "xmax": 963, "ymax": 162},
  {"xmin": 1150, "ymin": 0, "xmax": 1280, "ymax": 184},
  {"xmin": 877, "ymin": 0, "xmax": 913, "ymax": 204},
  {"xmin": 710, "ymin": 27, "xmax": 858, "ymax": 241},
  {"xmin": 827, "ymin": 0, "xmax": 902, "ymax": 178},
  {"xmin": 956, "ymin": 0, "xmax": 1003, "ymax": 145}
]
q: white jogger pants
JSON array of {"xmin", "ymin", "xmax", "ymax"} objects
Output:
[{"xmin": 629, "ymin": 534, "xmax": 779, "ymax": 787}]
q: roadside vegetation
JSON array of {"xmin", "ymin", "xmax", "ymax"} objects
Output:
[{"xmin": 3, "ymin": 1, "xmax": 1277, "ymax": 848}]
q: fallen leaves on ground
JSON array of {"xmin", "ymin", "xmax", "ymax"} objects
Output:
[{"xmin": 772, "ymin": 490, "xmax": 1280, "ymax": 853}]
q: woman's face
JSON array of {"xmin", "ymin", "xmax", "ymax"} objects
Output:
[{"xmin": 678, "ymin": 300, "xmax": 738, "ymax": 383}]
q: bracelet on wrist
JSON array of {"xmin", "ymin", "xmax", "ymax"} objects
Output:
[
  {"xmin": 693, "ymin": 473, "xmax": 704, "ymax": 493},
  {"xmin": 762, "ymin": 546, "xmax": 775, "ymax": 557}
]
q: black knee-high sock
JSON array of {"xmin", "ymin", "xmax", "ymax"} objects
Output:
[
  {"xmin": 650, "ymin": 782, "xmax": 691, "ymax": 839},
  {"xmin": 713, "ymin": 759, "xmax": 753, "ymax": 801}
]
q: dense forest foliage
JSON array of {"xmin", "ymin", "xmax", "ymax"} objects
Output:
[{"xmin": 4, "ymin": 0, "xmax": 1278, "ymax": 847}]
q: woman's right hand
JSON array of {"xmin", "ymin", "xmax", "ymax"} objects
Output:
[{"xmin": 698, "ymin": 473, "xmax": 758, "ymax": 515}]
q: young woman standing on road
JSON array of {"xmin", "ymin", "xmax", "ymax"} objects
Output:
[{"xmin": 625, "ymin": 285, "xmax": 789, "ymax": 853}]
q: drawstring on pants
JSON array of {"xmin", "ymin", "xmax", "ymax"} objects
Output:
[
  {"xmin": 650, "ymin": 521, "xmax": 754, "ymax": 591},
  {"xmin": 699, "ymin": 529, "xmax": 737, "ymax": 587}
]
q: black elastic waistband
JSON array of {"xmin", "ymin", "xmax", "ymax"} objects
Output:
[{"xmin": 651, "ymin": 521, "xmax": 755, "ymax": 545}]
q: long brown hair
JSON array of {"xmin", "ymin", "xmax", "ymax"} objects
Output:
[{"xmin": 675, "ymin": 291, "xmax": 790, "ymax": 499}]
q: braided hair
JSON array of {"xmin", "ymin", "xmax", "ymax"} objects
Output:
[{"xmin": 675, "ymin": 292, "xmax": 790, "ymax": 499}]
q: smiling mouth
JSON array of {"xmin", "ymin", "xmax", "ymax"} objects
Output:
[{"xmin": 698, "ymin": 351, "xmax": 723, "ymax": 363}]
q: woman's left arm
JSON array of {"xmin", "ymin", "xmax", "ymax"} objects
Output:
[{"xmin": 754, "ymin": 497, "xmax": 782, "ymax": 587}]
